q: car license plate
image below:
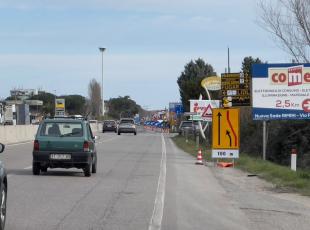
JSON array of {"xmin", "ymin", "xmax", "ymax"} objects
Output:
[
  {"xmin": 107, "ymin": 125, "xmax": 111, "ymax": 127},
  {"xmin": 50, "ymin": 154, "xmax": 71, "ymax": 160}
]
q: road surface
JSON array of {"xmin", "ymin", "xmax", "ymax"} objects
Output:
[{"xmin": 1, "ymin": 128, "xmax": 310, "ymax": 230}]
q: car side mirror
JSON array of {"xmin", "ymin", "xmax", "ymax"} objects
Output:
[{"xmin": 0, "ymin": 143, "xmax": 5, "ymax": 153}]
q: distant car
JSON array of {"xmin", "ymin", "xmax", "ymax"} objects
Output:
[
  {"xmin": 32, "ymin": 117, "xmax": 98, "ymax": 177},
  {"xmin": 3, "ymin": 121, "xmax": 13, "ymax": 126},
  {"xmin": 102, "ymin": 120, "xmax": 117, "ymax": 133},
  {"xmin": 0, "ymin": 143, "xmax": 7, "ymax": 230},
  {"xmin": 178, "ymin": 121, "xmax": 198, "ymax": 135},
  {"xmin": 117, "ymin": 118, "xmax": 137, "ymax": 135},
  {"xmin": 31, "ymin": 119, "xmax": 41, "ymax": 125}
]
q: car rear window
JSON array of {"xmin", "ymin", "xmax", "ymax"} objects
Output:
[
  {"xmin": 40, "ymin": 122, "xmax": 83, "ymax": 137},
  {"xmin": 120, "ymin": 119, "xmax": 134, "ymax": 124},
  {"xmin": 182, "ymin": 122, "xmax": 193, "ymax": 127},
  {"xmin": 104, "ymin": 121, "xmax": 115, "ymax": 125}
]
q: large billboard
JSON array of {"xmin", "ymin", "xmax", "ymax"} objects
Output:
[{"xmin": 252, "ymin": 63, "xmax": 310, "ymax": 120}]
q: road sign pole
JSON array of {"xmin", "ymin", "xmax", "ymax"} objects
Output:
[
  {"xmin": 196, "ymin": 133, "xmax": 199, "ymax": 150},
  {"xmin": 263, "ymin": 121, "xmax": 266, "ymax": 160},
  {"xmin": 185, "ymin": 129, "xmax": 189, "ymax": 143}
]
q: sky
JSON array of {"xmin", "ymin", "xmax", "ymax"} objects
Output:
[{"xmin": 0, "ymin": 0, "xmax": 292, "ymax": 110}]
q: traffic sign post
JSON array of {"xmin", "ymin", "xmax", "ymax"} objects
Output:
[{"xmin": 212, "ymin": 108, "xmax": 240, "ymax": 160}]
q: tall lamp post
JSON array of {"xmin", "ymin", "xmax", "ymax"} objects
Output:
[
  {"xmin": 54, "ymin": 90, "xmax": 56, "ymax": 116},
  {"xmin": 99, "ymin": 47, "xmax": 106, "ymax": 116}
]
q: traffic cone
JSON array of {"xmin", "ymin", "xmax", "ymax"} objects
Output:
[{"xmin": 196, "ymin": 149, "xmax": 203, "ymax": 165}]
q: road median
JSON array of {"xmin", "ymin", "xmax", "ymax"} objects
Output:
[{"xmin": 0, "ymin": 125, "xmax": 38, "ymax": 145}]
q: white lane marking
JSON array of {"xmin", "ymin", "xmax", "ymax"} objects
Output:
[
  {"xmin": 96, "ymin": 136, "xmax": 120, "ymax": 144},
  {"xmin": 6, "ymin": 141, "xmax": 33, "ymax": 147},
  {"xmin": 24, "ymin": 165, "xmax": 32, "ymax": 170},
  {"xmin": 148, "ymin": 133, "xmax": 167, "ymax": 230}
]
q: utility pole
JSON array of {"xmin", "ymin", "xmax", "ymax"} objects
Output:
[{"xmin": 228, "ymin": 47, "xmax": 231, "ymax": 73}]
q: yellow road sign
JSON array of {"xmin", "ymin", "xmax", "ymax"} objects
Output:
[
  {"xmin": 55, "ymin": 99, "xmax": 65, "ymax": 111},
  {"xmin": 212, "ymin": 108, "xmax": 239, "ymax": 149}
]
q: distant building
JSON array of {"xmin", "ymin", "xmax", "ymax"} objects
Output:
[
  {"xmin": 10, "ymin": 88, "xmax": 39, "ymax": 100},
  {"xmin": 5, "ymin": 97, "xmax": 43, "ymax": 125}
]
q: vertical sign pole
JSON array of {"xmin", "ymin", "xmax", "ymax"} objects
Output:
[
  {"xmin": 263, "ymin": 121, "xmax": 266, "ymax": 160},
  {"xmin": 228, "ymin": 47, "xmax": 230, "ymax": 73},
  {"xmin": 185, "ymin": 129, "xmax": 188, "ymax": 143},
  {"xmin": 196, "ymin": 133, "xmax": 199, "ymax": 150}
]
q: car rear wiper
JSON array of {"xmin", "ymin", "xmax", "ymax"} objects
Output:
[{"xmin": 60, "ymin": 131, "xmax": 81, "ymax": 137}]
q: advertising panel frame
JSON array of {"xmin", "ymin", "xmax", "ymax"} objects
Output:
[{"xmin": 252, "ymin": 63, "xmax": 310, "ymax": 120}]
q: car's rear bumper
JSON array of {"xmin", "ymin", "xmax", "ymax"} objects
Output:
[
  {"xmin": 102, "ymin": 127, "xmax": 116, "ymax": 131},
  {"xmin": 33, "ymin": 151, "xmax": 92, "ymax": 169},
  {"xmin": 118, "ymin": 128, "xmax": 136, "ymax": 133}
]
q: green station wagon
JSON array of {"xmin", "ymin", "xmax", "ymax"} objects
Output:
[{"xmin": 32, "ymin": 117, "xmax": 98, "ymax": 177}]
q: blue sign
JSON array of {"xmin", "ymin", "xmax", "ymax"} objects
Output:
[
  {"xmin": 252, "ymin": 63, "xmax": 310, "ymax": 120},
  {"xmin": 175, "ymin": 104, "xmax": 184, "ymax": 115}
]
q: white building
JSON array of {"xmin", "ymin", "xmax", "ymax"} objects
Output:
[{"xmin": 10, "ymin": 89, "xmax": 39, "ymax": 100}]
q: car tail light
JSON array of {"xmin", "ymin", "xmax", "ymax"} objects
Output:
[
  {"xmin": 33, "ymin": 140, "xmax": 40, "ymax": 151},
  {"xmin": 83, "ymin": 141, "xmax": 90, "ymax": 152}
]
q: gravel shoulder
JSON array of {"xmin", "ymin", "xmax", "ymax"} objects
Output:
[{"xmin": 210, "ymin": 164, "xmax": 310, "ymax": 230}]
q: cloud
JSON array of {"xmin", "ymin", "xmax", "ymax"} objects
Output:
[
  {"xmin": 190, "ymin": 16, "xmax": 213, "ymax": 24},
  {"xmin": 0, "ymin": 0, "xmax": 253, "ymax": 14}
]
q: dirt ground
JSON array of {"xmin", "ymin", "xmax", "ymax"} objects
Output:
[{"xmin": 210, "ymin": 164, "xmax": 310, "ymax": 230}]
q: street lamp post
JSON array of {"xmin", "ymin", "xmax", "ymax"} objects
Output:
[
  {"xmin": 54, "ymin": 90, "xmax": 56, "ymax": 116},
  {"xmin": 99, "ymin": 47, "xmax": 106, "ymax": 116}
]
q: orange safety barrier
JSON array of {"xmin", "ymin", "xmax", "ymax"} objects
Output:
[{"xmin": 217, "ymin": 162, "xmax": 234, "ymax": 168}]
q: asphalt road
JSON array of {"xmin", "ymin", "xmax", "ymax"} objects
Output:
[{"xmin": 1, "ymin": 127, "xmax": 310, "ymax": 230}]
